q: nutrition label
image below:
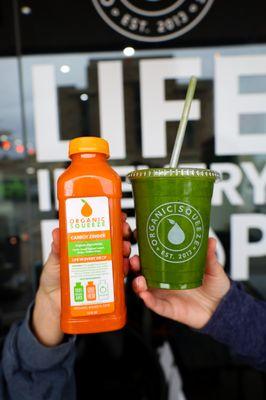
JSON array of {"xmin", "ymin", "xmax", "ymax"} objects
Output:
[{"xmin": 66, "ymin": 196, "xmax": 114, "ymax": 317}]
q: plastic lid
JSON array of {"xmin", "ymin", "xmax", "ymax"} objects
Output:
[
  {"xmin": 127, "ymin": 168, "xmax": 220, "ymax": 181},
  {"xmin": 69, "ymin": 137, "xmax": 110, "ymax": 157}
]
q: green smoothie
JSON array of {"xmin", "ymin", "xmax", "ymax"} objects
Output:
[{"xmin": 127, "ymin": 168, "xmax": 220, "ymax": 290}]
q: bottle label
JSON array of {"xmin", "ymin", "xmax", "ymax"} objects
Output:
[{"xmin": 66, "ymin": 196, "xmax": 114, "ymax": 317}]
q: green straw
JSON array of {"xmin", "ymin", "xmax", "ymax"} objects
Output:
[{"xmin": 169, "ymin": 76, "xmax": 197, "ymax": 168}]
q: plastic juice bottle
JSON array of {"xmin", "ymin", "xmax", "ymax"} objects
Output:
[
  {"xmin": 86, "ymin": 281, "xmax": 96, "ymax": 301},
  {"xmin": 58, "ymin": 137, "xmax": 126, "ymax": 334}
]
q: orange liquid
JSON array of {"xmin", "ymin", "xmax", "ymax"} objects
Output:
[{"xmin": 58, "ymin": 153, "xmax": 126, "ymax": 334}]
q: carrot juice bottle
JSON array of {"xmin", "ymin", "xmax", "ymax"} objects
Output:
[
  {"xmin": 86, "ymin": 281, "xmax": 96, "ymax": 301},
  {"xmin": 58, "ymin": 137, "xmax": 126, "ymax": 334}
]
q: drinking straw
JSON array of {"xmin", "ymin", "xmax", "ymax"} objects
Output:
[{"xmin": 169, "ymin": 76, "xmax": 197, "ymax": 168}]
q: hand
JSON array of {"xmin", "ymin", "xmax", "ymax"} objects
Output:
[
  {"xmin": 32, "ymin": 213, "xmax": 131, "ymax": 347},
  {"xmin": 130, "ymin": 238, "xmax": 230, "ymax": 330}
]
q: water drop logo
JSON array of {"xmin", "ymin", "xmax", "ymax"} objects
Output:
[
  {"xmin": 81, "ymin": 199, "xmax": 92, "ymax": 217},
  {"xmin": 167, "ymin": 219, "xmax": 185, "ymax": 245},
  {"xmin": 146, "ymin": 202, "xmax": 204, "ymax": 263}
]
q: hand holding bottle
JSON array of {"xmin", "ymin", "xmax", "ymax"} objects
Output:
[{"xmin": 32, "ymin": 214, "xmax": 131, "ymax": 346}]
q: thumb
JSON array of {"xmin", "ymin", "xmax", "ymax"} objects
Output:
[
  {"xmin": 52, "ymin": 228, "xmax": 59, "ymax": 254},
  {"xmin": 45, "ymin": 228, "xmax": 60, "ymax": 267},
  {"xmin": 205, "ymin": 237, "xmax": 224, "ymax": 277}
]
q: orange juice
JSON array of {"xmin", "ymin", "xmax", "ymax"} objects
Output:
[{"xmin": 58, "ymin": 137, "xmax": 126, "ymax": 334}]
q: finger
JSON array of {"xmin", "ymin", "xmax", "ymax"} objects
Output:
[
  {"xmin": 123, "ymin": 221, "xmax": 132, "ymax": 240},
  {"xmin": 132, "ymin": 277, "xmax": 172, "ymax": 318},
  {"xmin": 123, "ymin": 258, "xmax": 129, "ymax": 276},
  {"xmin": 52, "ymin": 228, "xmax": 60, "ymax": 255},
  {"xmin": 45, "ymin": 246, "xmax": 60, "ymax": 267},
  {"xmin": 122, "ymin": 212, "xmax": 127, "ymax": 222},
  {"xmin": 129, "ymin": 255, "xmax": 141, "ymax": 272},
  {"xmin": 139, "ymin": 291, "xmax": 169, "ymax": 317},
  {"xmin": 132, "ymin": 275, "xmax": 148, "ymax": 293},
  {"xmin": 133, "ymin": 230, "xmax": 137, "ymax": 242},
  {"xmin": 45, "ymin": 228, "xmax": 60, "ymax": 266},
  {"xmin": 123, "ymin": 240, "xmax": 131, "ymax": 258}
]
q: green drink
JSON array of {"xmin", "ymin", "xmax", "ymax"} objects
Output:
[{"xmin": 127, "ymin": 168, "xmax": 220, "ymax": 290}]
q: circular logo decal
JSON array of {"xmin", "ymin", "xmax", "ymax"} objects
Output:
[
  {"xmin": 146, "ymin": 201, "xmax": 204, "ymax": 263},
  {"xmin": 92, "ymin": 0, "xmax": 215, "ymax": 43}
]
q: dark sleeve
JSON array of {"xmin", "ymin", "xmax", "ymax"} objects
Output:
[
  {"xmin": 0, "ymin": 304, "xmax": 76, "ymax": 400},
  {"xmin": 201, "ymin": 281, "xmax": 266, "ymax": 370}
]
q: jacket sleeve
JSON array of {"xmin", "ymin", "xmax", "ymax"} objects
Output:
[
  {"xmin": 0, "ymin": 304, "xmax": 76, "ymax": 400},
  {"xmin": 201, "ymin": 281, "xmax": 266, "ymax": 370}
]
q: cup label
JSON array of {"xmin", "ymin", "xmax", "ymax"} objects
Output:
[{"xmin": 146, "ymin": 201, "xmax": 204, "ymax": 263}]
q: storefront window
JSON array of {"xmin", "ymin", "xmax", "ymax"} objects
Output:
[{"xmin": 1, "ymin": 1, "xmax": 266, "ymax": 397}]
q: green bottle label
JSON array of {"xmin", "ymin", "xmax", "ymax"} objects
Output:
[{"xmin": 74, "ymin": 282, "xmax": 84, "ymax": 302}]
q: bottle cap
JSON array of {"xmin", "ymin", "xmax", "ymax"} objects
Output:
[{"xmin": 69, "ymin": 137, "xmax": 110, "ymax": 158}]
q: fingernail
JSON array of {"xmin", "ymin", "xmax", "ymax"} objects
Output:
[
  {"xmin": 137, "ymin": 276, "xmax": 145, "ymax": 289},
  {"xmin": 134, "ymin": 276, "xmax": 141, "ymax": 290}
]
